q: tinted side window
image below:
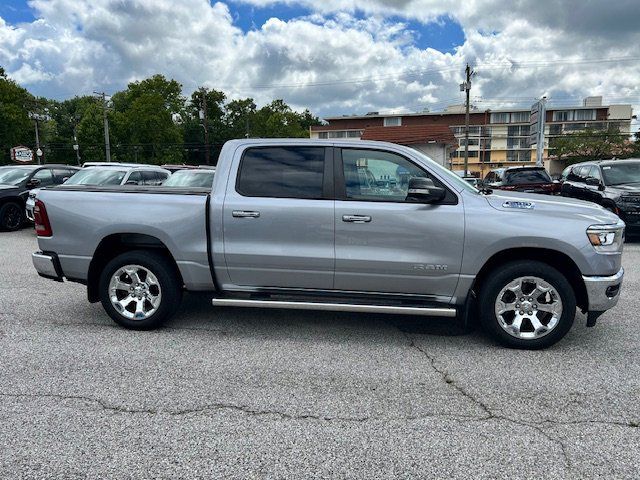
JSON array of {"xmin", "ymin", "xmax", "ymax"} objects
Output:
[
  {"xmin": 237, "ymin": 147, "xmax": 325, "ymax": 199},
  {"xmin": 576, "ymin": 166, "xmax": 591, "ymax": 182},
  {"xmin": 127, "ymin": 171, "xmax": 142, "ymax": 185},
  {"xmin": 32, "ymin": 168, "xmax": 54, "ymax": 186},
  {"xmin": 52, "ymin": 168, "xmax": 72, "ymax": 184},
  {"xmin": 141, "ymin": 171, "xmax": 162, "ymax": 185}
]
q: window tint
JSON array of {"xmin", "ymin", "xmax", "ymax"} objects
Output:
[
  {"xmin": 577, "ymin": 165, "xmax": 591, "ymax": 181},
  {"xmin": 237, "ymin": 147, "xmax": 325, "ymax": 199},
  {"xmin": 33, "ymin": 169, "xmax": 54, "ymax": 186},
  {"xmin": 141, "ymin": 171, "xmax": 162, "ymax": 185},
  {"xmin": 52, "ymin": 168, "xmax": 74, "ymax": 184},
  {"xmin": 127, "ymin": 171, "xmax": 142, "ymax": 185},
  {"xmin": 341, "ymin": 149, "xmax": 447, "ymax": 202},
  {"xmin": 504, "ymin": 169, "xmax": 551, "ymax": 185}
]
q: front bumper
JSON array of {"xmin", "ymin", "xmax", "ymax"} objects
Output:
[
  {"xmin": 32, "ymin": 251, "xmax": 64, "ymax": 282},
  {"xmin": 582, "ymin": 267, "xmax": 623, "ymax": 312}
]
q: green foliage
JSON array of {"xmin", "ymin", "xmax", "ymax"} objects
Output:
[
  {"xmin": 550, "ymin": 128, "xmax": 636, "ymax": 166},
  {"xmin": 0, "ymin": 70, "xmax": 322, "ymax": 165},
  {"xmin": 0, "ymin": 71, "xmax": 35, "ymax": 164}
]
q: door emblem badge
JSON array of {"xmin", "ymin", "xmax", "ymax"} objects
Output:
[
  {"xmin": 412, "ymin": 264, "xmax": 448, "ymax": 272},
  {"xmin": 502, "ymin": 201, "xmax": 535, "ymax": 210}
]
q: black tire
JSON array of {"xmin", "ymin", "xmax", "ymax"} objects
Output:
[
  {"xmin": 99, "ymin": 250, "xmax": 183, "ymax": 330},
  {"xmin": 0, "ymin": 202, "xmax": 25, "ymax": 231},
  {"xmin": 479, "ymin": 260, "xmax": 576, "ymax": 349}
]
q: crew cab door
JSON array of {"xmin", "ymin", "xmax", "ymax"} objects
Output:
[
  {"xmin": 333, "ymin": 148, "xmax": 464, "ymax": 298},
  {"xmin": 222, "ymin": 145, "xmax": 335, "ymax": 289}
]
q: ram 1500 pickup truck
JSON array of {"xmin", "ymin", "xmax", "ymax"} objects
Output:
[{"xmin": 31, "ymin": 139, "xmax": 625, "ymax": 349}]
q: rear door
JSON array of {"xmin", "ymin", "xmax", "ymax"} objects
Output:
[
  {"xmin": 222, "ymin": 145, "xmax": 335, "ymax": 289},
  {"xmin": 333, "ymin": 147, "xmax": 464, "ymax": 298},
  {"xmin": 584, "ymin": 166, "xmax": 603, "ymax": 204}
]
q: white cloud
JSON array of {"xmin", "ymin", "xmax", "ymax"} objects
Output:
[{"xmin": 0, "ymin": 0, "xmax": 638, "ymax": 128}]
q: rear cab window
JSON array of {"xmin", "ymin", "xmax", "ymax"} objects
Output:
[
  {"xmin": 237, "ymin": 146, "xmax": 326, "ymax": 199},
  {"xmin": 505, "ymin": 169, "xmax": 551, "ymax": 185}
]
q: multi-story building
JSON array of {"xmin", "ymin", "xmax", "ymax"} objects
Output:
[{"xmin": 310, "ymin": 97, "xmax": 634, "ymax": 178}]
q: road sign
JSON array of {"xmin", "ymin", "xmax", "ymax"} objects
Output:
[
  {"xmin": 529, "ymin": 98, "xmax": 547, "ymax": 166},
  {"xmin": 10, "ymin": 146, "xmax": 34, "ymax": 163}
]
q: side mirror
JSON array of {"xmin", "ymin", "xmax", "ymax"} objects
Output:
[
  {"xmin": 406, "ymin": 177, "xmax": 446, "ymax": 203},
  {"xmin": 586, "ymin": 177, "xmax": 600, "ymax": 187},
  {"xmin": 26, "ymin": 178, "xmax": 41, "ymax": 188}
]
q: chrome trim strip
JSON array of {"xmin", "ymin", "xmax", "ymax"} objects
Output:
[{"xmin": 211, "ymin": 298, "xmax": 457, "ymax": 317}]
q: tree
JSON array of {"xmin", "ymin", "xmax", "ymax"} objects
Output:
[
  {"xmin": 550, "ymin": 128, "xmax": 635, "ymax": 166},
  {"xmin": 0, "ymin": 70, "xmax": 35, "ymax": 164}
]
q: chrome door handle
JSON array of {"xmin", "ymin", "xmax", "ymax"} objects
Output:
[
  {"xmin": 342, "ymin": 214, "xmax": 371, "ymax": 223},
  {"xmin": 232, "ymin": 210, "xmax": 260, "ymax": 218}
]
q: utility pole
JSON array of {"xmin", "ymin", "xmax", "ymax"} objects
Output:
[
  {"xmin": 460, "ymin": 63, "xmax": 475, "ymax": 178},
  {"xmin": 198, "ymin": 88, "xmax": 210, "ymax": 165},
  {"xmin": 94, "ymin": 91, "xmax": 111, "ymax": 162},
  {"xmin": 28, "ymin": 111, "xmax": 49, "ymax": 164},
  {"xmin": 72, "ymin": 124, "xmax": 81, "ymax": 166}
]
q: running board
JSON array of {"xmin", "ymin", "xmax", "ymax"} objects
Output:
[{"xmin": 211, "ymin": 298, "xmax": 457, "ymax": 317}]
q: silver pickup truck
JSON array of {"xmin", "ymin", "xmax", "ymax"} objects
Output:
[{"xmin": 31, "ymin": 139, "xmax": 625, "ymax": 349}]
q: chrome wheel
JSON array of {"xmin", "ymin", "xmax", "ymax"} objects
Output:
[
  {"xmin": 494, "ymin": 276, "xmax": 563, "ymax": 340},
  {"xmin": 108, "ymin": 265, "xmax": 162, "ymax": 320}
]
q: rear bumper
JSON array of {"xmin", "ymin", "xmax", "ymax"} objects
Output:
[
  {"xmin": 32, "ymin": 251, "xmax": 64, "ymax": 282},
  {"xmin": 582, "ymin": 267, "xmax": 623, "ymax": 312}
]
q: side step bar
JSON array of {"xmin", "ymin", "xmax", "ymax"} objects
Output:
[{"xmin": 211, "ymin": 298, "xmax": 457, "ymax": 317}]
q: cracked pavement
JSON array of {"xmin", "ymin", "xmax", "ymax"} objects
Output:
[{"xmin": 1, "ymin": 229, "xmax": 639, "ymax": 479}]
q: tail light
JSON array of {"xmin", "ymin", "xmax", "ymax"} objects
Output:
[{"xmin": 34, "ymin": 199, "xmax": 53, "ymax": 237}]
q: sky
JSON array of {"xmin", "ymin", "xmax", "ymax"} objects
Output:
[{"xmin": 0, "ymin": 0, "xmax": 639, "ymax": 127}]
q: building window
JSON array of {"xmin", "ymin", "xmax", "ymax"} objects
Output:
[
  {"xmin": 347, "ymin": 130, "xmax": 363, "ymax": 138},
  {"xmin": 318, "ymin": 132, "xmax": 328, "ymax": 139},
  {"xmin": 575, "ymin": 109, "xmax": 596, "ymax": 121},
  {"xmin": 553, "ymin": 110, "xmax": 572, "ymax": 122},
  {"xmin": 328, "ymin": 131, "xmax": 347, "ymax": 138},
  {"xmin": 510, "ymin": 111, "xmax": 530, "ymax": 123},
  {"xmin": 481, "ymin": 150, "xmax": 491, "ymax": 163},
  {"xmin": 490, "ymin": 112, "xmax": 510, "ymax": 124},
  {"xmin": 507, "ymin": 151, "xmax": 531, "ymax": 162},
  {"xmin": 459, "ymin": 138, "xmax": 479, "ymax": 146},
  {"xmin": 507, "ymin": 125, "xmax": 530, "ymax": 137},
  {"xmin": 383, "ymin": 117, "xmax": 402, "ymax": 127},
  {"xmin": 549, "ymin": 124, "xmax": 561, "ymax": 135}
]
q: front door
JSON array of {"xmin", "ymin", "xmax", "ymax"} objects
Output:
[
  {"xmin": 223, "ymin": 145, "xmax": 335, "ymax": 290},
  {"xmin": 334, "ymin": 148, "xmax": 464, "ymax": 298}
]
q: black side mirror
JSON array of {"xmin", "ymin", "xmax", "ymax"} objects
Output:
[
  {"xmin": 407, "ymin": 177, "xmax": 446, "ymax": 203},
  {"xmin": 26, "ymin": 178, "xmax": 41, "ymax": 188},
  {"xmin": 585, "ymin": 177, "xmax": 601, "ymax": 187}
]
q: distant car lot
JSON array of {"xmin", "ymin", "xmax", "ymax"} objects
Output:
[{"xmin": 1, "ymin": 228, "xmax": 639, "ymax": 478}]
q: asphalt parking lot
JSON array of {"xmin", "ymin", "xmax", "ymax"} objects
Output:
[{"xmin": 0, "ymin": 229, "xmax": 639, "ymax": 479}]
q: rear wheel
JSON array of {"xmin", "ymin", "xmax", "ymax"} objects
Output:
[
  {"xmin": 99, "ymin": 250, "xmax": 183, "ymax": 330},
  {"xmin": 479, "ymin": 261, "xmax": 576, "ymax": 349},
  {"xmin": 0, "ymin": 202, "xmax": 24, "ymax": 231}
]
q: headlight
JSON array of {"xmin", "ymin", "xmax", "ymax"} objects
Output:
[{"xmin": 587, "ymin": 224, "xmax": 625, "ymax": 254}]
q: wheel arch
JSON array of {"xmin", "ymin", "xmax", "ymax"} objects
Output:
[
  {"xmin": 470, "ymin": 247, "xmax": 588, "ymax": 313},
  {"xmin": 87, "ymin": 233, "xmax": 183, "ymax": 303}
]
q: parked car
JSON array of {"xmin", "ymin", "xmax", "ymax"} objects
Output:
[
  {"xmin": 463, "ymin": 177, "xmax": 481, "ymax": 188},
  {"xmin": 561, "ymin": 159, "xmax": 640, "ymax": 233},
  {"xmin": 31, "ymin": 139, "xmax": 624, "ymax": 349},
  {"xmin": 26, "ymin": 165, "xmax": 170, "ymax": 221},
  {"xmin": 162, "ymin": 168, "xmax": 215, "ymax": 188},
  {"xmin": 483, "ymin": 166, "xmax": 560, "ymax": 195},
  {"xmin": 0, "ymin": 164, "xmax": 79, "ymax": 230}
]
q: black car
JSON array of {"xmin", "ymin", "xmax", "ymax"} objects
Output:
[
  {"xmin": 483, "ymin": 166, "xmax": 560, "ymax": 195},
  {"xmin": 561, "ymin": 159, "xmax": 640, "ymax": 232},
  {"xmin": 0, "ymin": 164, "xmax": 79, "ymax": 231}
]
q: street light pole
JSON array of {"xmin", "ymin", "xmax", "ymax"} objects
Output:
[
  {"xmin": 461, "ymin": 63, "xmax": 475, "ymax": 178},
  {"xmin": 94, "ymin": 91, "xmax": 111, "ymax": 162}
]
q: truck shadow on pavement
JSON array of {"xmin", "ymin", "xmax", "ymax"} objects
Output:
[{"xmin": 174, "ymin": 292, "xmax": 474, "ymax": 338}]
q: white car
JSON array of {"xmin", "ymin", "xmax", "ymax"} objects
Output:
[{"xmin": 26, "ymin": 165, "xmax": 170, "ymax": 221}]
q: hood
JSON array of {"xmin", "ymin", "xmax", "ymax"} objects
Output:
[
  {"xmin": 0, "ymin": 184, "xmax": 19, "ymax": 193},
  {"xmin": 606, "ymin": 184, "xmax": 640, "ymax": 194},
  {"xmin": 484, "ymin": 190, "xmax": 620, "ymax": 225}
]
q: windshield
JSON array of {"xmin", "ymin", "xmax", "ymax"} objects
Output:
[
  {"xmin": 163, "ymin": 170, "xmax": 215, "ymax": 188},
  {"xmin": 601, "ymin": 163, "xmax": 640, "ymax": 186},
  {"xmin": 0, "ymin": 167, "xmax": 34, "ymax": 186},
  {"xmin": 504, "ymin": 169, "xmax": 551, "ymax": 185},
  {"xmin": 64, "ymin": 169, "xmax": 127, "ymax": 186},
  {"xmin": 410, "ymin": 150, "xmax": 480, "ymax": 194}
]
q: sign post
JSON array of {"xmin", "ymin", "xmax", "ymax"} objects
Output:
[{"xmin": 529, "ymin": 97, "xmax": 547, "ymax": 166}]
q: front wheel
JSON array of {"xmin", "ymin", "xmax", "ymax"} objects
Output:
[
  {"xmin": 479, "ymin": 261, "xmax": 576, "ymax": 349},
  {"xmin": 99, "ymin": 250, "xmax": 183, "ymax": 330}
]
